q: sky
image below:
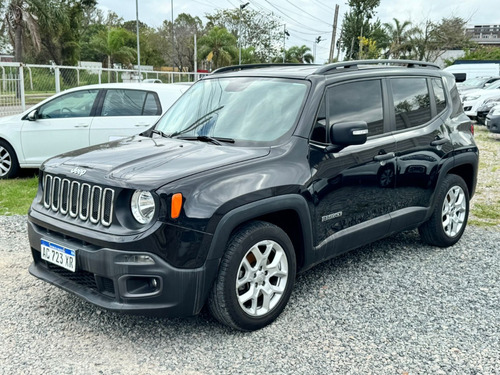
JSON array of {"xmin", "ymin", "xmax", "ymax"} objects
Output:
[{"xmin": 97, "ymin": 0, "xmax": 499, "ymax": 64}]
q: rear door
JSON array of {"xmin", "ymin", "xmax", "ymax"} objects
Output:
[
  {"xmin": 89, "ymin": 89, "xmax": 162, "ymax": 144},
  {"xmin": 389, "ymin": 76, "xmax": 454, "ymax": 228}
]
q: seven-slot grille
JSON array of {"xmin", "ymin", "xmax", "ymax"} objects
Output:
[{"xmin": 43, "ymin": 174, "xmax": 115, "ymax": 226}]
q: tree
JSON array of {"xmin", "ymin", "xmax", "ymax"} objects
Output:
[
  {"xmin": 383, "ymin": 18, "xmax": 415, "ymax": 59},
  {"xmin": 1, "ymin": 0, "xmax": 45, "ymax": 61},
  {"xmin": 206, "ymin": 8, "xmax": 282, "ymax": 62},
  {"xmin": 199, "ymin": 26, "xmax": 237, "ymax": 69},
  {"xmin": 410, "ymin": 17, "xmax": 473, "ymax": 62},
  {"xmin": 340, "ymin": 0, "xmax": 386, "ymax": 60},
  {"xmin": 90, "ymin": 27, "xmax": 136, "ymax": 68},
  {"xmin": 278, "ymin": 45, "xmax": 314, "ymax": 63}
]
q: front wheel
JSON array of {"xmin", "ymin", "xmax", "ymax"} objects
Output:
[
  {"xmin": 208, "ymin": 221, "xmax": 296, "ymax": 331},
  {"xmin": 0, "ymin": 140, "xmax": 20, "ymax": 179},
  {"xmin": 419, "ymin": 174, "xmax": 470, "ymax": 247}
]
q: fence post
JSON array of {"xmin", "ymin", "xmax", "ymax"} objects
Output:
[
  {"xmin": 55, "ymin": 67, "xmax": 61, "ymax": 93},
  {"xmin": 19, "ymin": 64, "xmax": 26, "ymax": 112},
  {"xmin": 77, "ymin": 68, "xmax": 80, "ymax": 86},
  {"xmin": 98, "ymin": 69, "xmax": 102, "ymax": 84}
]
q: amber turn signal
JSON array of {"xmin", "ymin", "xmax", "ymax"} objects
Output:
[{"xmin": 171, "ymin": 193, "xmax": 183, "ymax": 219}]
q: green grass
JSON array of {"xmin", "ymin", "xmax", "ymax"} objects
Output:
[{"xmin": 0, "ymin": 177, "xmax": 39, "ymax": 215}]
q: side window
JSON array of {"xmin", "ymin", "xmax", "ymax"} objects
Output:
[
  {"xmin": 431, "ymin": 78, "xmax": 447, "ymax": 114},
  {"xmin": 38, "ymin": 89, "xmax": 99, "ymax": 119},
  {"xmin": 101, "ymin": 90, "xmax": 148, "ymax": 117},
  {"xmin": 391, "ymin": 78, "xmax": 431, "ymax": 130},
  {"xmin": 143, "ymin": 92, "xmax": 162, "ymax": 115},
  {"xmin": 328, "ymin": 80, "xmax": 384, "ymax": 137}
]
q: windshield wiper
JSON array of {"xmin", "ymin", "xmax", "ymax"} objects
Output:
[
  {"xmin": 169, "ymin": 106, "xmax": 224, "ymax": 138},
  {"xmin": 178, "ymin": 135, "xmax": 235, "ymax": 145},
  {"xmin": 151, "ymin": 129, "xmax": 169, "ymax": 138}
]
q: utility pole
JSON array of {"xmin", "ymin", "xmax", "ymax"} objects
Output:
[
  {"xmin": 171, "ymin": 0, "xmax": 174, "ymax": 79},
  {"xmin": 314, "ymin": 36, "xmax": 322, "ymax": 62},
  {"xmin": 238, "ymin": 2, "xmax": 249, "ymax": 65},
  {"xmin": 135, "ymin": 0, "xmax": 141, "ymax": 81},
  {"xmin": 328, "ymin": 4, "xmax": 339, "ymax": 63},
  {"xmin": 194, "ymin": 33, "xmax": 197, "ymax": 81}
]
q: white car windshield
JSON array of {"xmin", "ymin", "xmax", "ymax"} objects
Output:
[{"xmin": 155, "ymin": 77, "xmax": 309, "ymax": 145}]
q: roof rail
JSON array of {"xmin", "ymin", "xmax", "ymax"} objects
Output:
[
  {"xmin": 212, "ymin": 63, "xmax": 319, "ymax": 74},
  {"xmin": 315, "ymin": 59, "xmax": 440, "ymax": 75}
]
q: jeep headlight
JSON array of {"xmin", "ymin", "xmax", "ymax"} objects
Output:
[{"xmin": 131, "ymin": 190, "xmax": 155, "ymax": 224}]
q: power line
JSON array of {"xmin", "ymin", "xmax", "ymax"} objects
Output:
[{"xmin": 283, "ymin": 0, "xmax": 333, "ymax": 27}]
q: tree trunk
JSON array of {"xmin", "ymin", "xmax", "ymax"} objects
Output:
[{"xmin": 14, "ymin": 25, "xmax": 23, "ymax": 62}]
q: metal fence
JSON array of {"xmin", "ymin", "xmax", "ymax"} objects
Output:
[{"xmin": 0, "ymin": 62, "xmax": 205, "ymax": 117}]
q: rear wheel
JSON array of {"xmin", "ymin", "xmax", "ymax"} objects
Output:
[
  {"xmin": 0, "ymin": 140, "xmax": 19, "ymax": 179},
  {"xmin": 208, "ymin": 221, "xmax": 296, "ymax": 331},
  {"xmin": 419, "ymin": 174, "xmax": 469, "ymax": 247}
]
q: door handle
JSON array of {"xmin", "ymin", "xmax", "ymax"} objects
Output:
[
  {"xmin": 74, "ymin": 124, "xmax": 89, "ymax": 128},
  {"xmin": 373, "ymin": 152, "xmax": 395, "ymax": 161},
  {"xmin": 134, "ymin": 124, "xmax": 149, "ymax": 127},
  {"xmin": 431, "ymin": 138, "xmax": 447, "ymax": 146}
]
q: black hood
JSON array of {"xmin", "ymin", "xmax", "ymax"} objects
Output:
[{"xmin": 42, "ymin": 136, "xmax": 270, "ymax": 189}]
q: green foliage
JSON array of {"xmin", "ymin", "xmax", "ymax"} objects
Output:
[
  {"xmin": 199, "ymin": 26, "xmax": 237, "ymax": 69},
  {"xmin": 206, "ymin": 8, "xmax": 281, "ymax": 63},
  {"xmin": 0, "ymin": 176, "xmax": 38, "ymax": 215},
  {"xmin": 277, "ymin": 45, "xmax": 314, "ymax": 64},
  {"xmin": 461, "ymin": 46, "xmax": 500, "ymax": 60},
  {"xmin": 340, "ymin": 1, "xmax": 386, "ymax": 60},
  {"xmin": 90, "ymin": 27, "xmax": 137, "ymax": 67}
]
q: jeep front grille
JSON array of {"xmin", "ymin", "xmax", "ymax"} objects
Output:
[{"xmin": 43, "ymin": 174, "xmax": 115, "ymax": 227}]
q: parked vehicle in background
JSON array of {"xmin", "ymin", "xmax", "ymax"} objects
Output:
[
  {"xmin": 476, "ymin": 97, "xmax": 500, "ymax": 124},
  {"xmin": 27, "ymin": 60, "xmax": 478, "ymax": 331},
  {"xmin": 0, "ymin": 83, "xmax": 190, "ymax": 178},
  {"xmin": 444, "ymin": 62, "xmax": 500, "ymax": 82},
  {"xmin": 143, "ymin": 79, "xmax": 163, "ymax": 83},
  {"xmin": 485, "ymin": 104, "xmax": 500, "ymax": 133},
  {"xmin": 457, "ymin": 76, "xmax": 500, "ymax": 95},
  {"xmin": 462, "ymin": 83, "xmax": 500, "ymax": 120}
]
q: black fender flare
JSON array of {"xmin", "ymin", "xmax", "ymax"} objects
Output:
[{"xmin": 206, "ymin": 194, "xmax": 314, "ymax": 267}]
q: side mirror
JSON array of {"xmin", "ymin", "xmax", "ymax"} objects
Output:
[
  {"xmin": 27, "ymin": 110, "xmax": 38, "ymax": 121},
  {"xmin": 330, "ymin": 121, "xmax": 368, "ymax": 146}
]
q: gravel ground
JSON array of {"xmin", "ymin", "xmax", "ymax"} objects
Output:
[{"xmin": 0, "ymin": 215, "xmax": 498, "ymax": 375}]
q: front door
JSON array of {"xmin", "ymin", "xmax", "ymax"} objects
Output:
[
  {"xmin": 21, "ymin": 89, "xmax": 99, "ymax": 165},
  {"xmin": 309, "ymin": 79, "xmax": 397, "ymax": 258}
]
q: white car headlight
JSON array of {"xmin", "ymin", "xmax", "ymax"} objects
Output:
[
  {"xmin": 131, "ymin": 190, "xmax": 156, "ymax": 224},
  {"xmin": 464, "ymin": 95, "xmax": 480, "ymax": 102}
]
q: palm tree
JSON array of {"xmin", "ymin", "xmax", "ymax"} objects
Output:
[
  {"xmin": 277, "ymin": 45, "xmax": 314, "ymax": 63},
  {"xmin": 2, "ymin": 0, "xmax": 41, "ymax": 61},
  {"xmin": 383, "ymin": 18, "xmax": 415, "ymax": 59},
  {"xmin": 91, "ymin": 27, "xmax": 137, "ymax": 68},
  {"xmin": 199, "ymin": 26, "xmax": 237, "ymax": 69},
  {"xmin": 1, "ymin": 0, "xmax": 68, "ymax": 62}
]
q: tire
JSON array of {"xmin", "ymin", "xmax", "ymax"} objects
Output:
[
  {"xmin": 419, "ymin": 174, "xmax": 469, "ymax": 247},
  {"xmin": 208, "ymin": 221, "xmax": 296, "ymax": 331},
  {"xmin": 0, "ymin": 140, "xmax": 20, "ymax": 179}
]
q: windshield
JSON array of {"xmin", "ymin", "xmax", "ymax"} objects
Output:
[
  {"xmin": 485, "ymin": 80, "xmax": 500, "ymax": 90},
  {"xmin": 460, "ymin": 78, "xmax": 488, "ymax": 87},
  {"xmin": 155, "ymin": 77, "xmax": 309, "ymax": 145}
]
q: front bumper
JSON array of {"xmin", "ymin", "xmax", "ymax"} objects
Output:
[
  {"xmin": 28, "ymin": 219, "xmax": 219, "ymax": 317},
  {"xmin": 485, "ymin": 115, "xmax": 500, "ymax": 134}
]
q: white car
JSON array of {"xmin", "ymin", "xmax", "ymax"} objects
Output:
[
  {"xmin": 0, "ymin": 82, "xmax": 191, "ymax": 178},
  {"xmin": 462, "ymin": 80, "xmax": 500, "ymax": 119}
]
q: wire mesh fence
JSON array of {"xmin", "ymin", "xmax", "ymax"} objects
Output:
[{"xmin": 1, "ymin": 62, "xmax": 204, "ymax": 117}]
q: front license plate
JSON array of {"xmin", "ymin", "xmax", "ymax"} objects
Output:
[{"xmin": 41, "ymin": 240, "xmax": 76, "ymax": 272}]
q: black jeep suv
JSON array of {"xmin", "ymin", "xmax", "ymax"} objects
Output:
[{"xmin": 28, "ymin": 60, "xmax": 478, "ymax": 331}]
